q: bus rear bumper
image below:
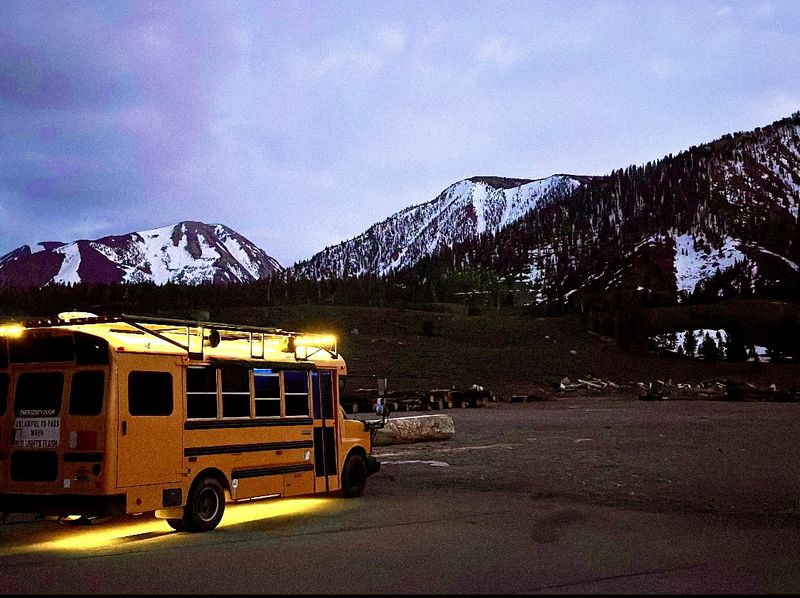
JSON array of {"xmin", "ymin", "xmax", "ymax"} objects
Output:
[{"xmin": 0, "ymin": 493, "xmax": 127, "ymax": 518}]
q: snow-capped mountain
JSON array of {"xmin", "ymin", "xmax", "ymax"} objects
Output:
[
  {"xmin": 292, "ymin": 113, "xmax": 800, "ymax": 309},
  {"xmin": 3, "ymin": 113, "xmax": 797, "ymax": 309},
  {"xmin": 0, "ymin": 221, "xmax": 282, "ymax": 288},
  {"xmin": 292, "ymin": 175, "xmax": 588, "ymax": 278},
  {"xmin": 538, "ymin": 113, "xmax": 800, "ymax": 308}
]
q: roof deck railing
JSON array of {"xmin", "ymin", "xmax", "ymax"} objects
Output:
[{"xmin": 15, "ymin": 313, "xmax": 338, "ymax": 362}]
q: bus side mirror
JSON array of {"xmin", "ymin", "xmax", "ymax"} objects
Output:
[{"xmin": 375, "ymin": 398, "xmax": 390, "ymax": 423}]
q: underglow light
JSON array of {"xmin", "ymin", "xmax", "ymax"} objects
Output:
[
  {"xmin": 217, "ymin": 497, "xmax": 331, "ymax": 528},
  {"xmin": 2, "ymin": 497, "xmax": 333, "ymax": 555},
  {"xmin": 12, "ymin": 518, "xmax": 174, "ymax": 553}
]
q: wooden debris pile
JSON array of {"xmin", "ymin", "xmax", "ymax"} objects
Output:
[
  {"xmin": 558, "ymin": 376, "xmax": 620, "ymax": 393},
  {"xmin": 637, "ymin": 380, "xmax": 799, "ymax": 402}
]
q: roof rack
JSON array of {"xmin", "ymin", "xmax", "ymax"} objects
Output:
[{"xmin": 20, "ymin": 314, "xmax": 338, "ymax": 362}]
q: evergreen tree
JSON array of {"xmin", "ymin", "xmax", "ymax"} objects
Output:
[
  {"xmin": 682, "ymin": 330, "xmax": 697, "ymax": 358},
  {"xmin": 747, "ymin": 345, "xmax": 759, "ymax": 362},
  {"xmin": 699, "ymin": 332, "xmax": 720, "ymax": 362},
  {"xmin": 725, "ymin": 329, "xmax": 748, "ymax": 362}
]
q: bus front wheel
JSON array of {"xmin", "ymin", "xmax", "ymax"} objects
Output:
[
  {"xmin": 183, "ymin": 476, "xmax": 226, "ymax": 532},
  {"xmin": 341, "ymin": 454, "xmax": 367, "ymax": 498},
  {"xmin": 166, "ymin": 518, "xmax": 185, "ymax": 531}
]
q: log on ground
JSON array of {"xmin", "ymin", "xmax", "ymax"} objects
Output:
[{"xmin": 373, "ymin": 414, "xmax": 455, "ymax": 446}]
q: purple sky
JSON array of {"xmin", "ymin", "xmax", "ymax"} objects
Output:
[{"xmin": 1, "ymin": 0, "xmax": 798, "ymax": 266}]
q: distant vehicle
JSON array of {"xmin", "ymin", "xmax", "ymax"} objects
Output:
[
  {"xmin": 339, "ymin": 375, "xmax": 496, "ymax": 412},
  {"xmin": 338, "ymin": 375, "xmax": 387, "ymax": 414},
  {"xmin": 0, "ymin": 313, "xmax": 380, "ymax": 532},
  {"xmin": 427, "ymin": 386, "xmax": 496, "ymax": 409},
  {"xmin": 450, "ymin": 386, "xmax": 496, "ymax": 408}
]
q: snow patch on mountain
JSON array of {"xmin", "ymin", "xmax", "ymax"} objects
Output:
[
  {"xmin": 673, "ymin": 233, "xmax": 745, "ymax": 295},
  {"xmin": 53, "ymin": 244, "xmax": 82, "ymax": 285}
]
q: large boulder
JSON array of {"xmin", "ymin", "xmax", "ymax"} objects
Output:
[{"xmin": 373, "ymin": 414, "xmax": 455, "ymax": 446}]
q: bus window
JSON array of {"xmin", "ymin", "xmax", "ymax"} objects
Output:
[
  {"xmin": 220, "ymin": 365, "xmax": 250, "ymax": 418},
  {"xmin": 320, "ymin": 370, "xmax": 334, "ymax": 419},
  {"xmin": 0, "ymin": 373, "xmax": 8, "ymax": 415},
  {"xmin": 128, "ymin": 371, "xmax": 173, "ymax": 416},
  {"xmin": 187, "ymin": 366, "xmax": 217, "ymax": 419},
  {"xmin": 254, "ymin": 369, "xmax": 280, "ymax": 417},
  {"xmin": 69, "ymin": 371, "xmax": 105, "ymax": 416},
  {"xmin": 11, "ymin": 451, "xmax": 58, "ymax": 482},
  {"xmin": 284, "ymin": 370, "xmax": 309, "ymax": 416},
  {"xmin": 312, "ymin": 372, "xmax": 320, "ymax": 419},
  {"xmin": 311, "ymin": 370, "xmax": 335, "ymax": 420},
  {"xmin": 74, "ymin": 333, "xmax": 109, "ymax": 365},
  {"xmin": 14, "ymin": 372, "xmax": 63, "ymax": 416},
  {"xmin": 10, "ymin": 334, "xmax": 74, "ymax": 363}
]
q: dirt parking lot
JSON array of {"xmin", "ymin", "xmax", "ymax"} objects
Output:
[
  {"xmin": 1, "ymin": 395, "xmax": 799, "ymax": 594},
  {"xmin": 366, "ymin": 395, "xmax": 800, "ymax": 520}
]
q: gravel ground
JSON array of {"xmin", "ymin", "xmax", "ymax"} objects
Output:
[{"xmin": 366, "ymin": 396, "xmax": 800, "ymax": 520}]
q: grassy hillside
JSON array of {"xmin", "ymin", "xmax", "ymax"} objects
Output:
[
  {"xmin": 209, "ymin": 302, "xmax": 799, "ymax": 397},
  {"xmin": 3, "ymin": 299, "xmax": 797, "ymax": 397}
]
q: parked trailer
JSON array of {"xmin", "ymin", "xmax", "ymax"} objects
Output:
[
  {"xmin": 450, "ymin": 387, "xmax": 495, "ymax": 408},
  {"xmin": 426, "ymin": 387, "xmax": 496, "ymax": 409}
]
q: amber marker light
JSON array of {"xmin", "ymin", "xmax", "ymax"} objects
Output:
[
  {"xmin": 292, "ymin": 334, "xmax": 338, "ymax": 359},
  {"xmin": 0, "ymin": 324, "xmax": 24, "ymax": 337},
  {"xmin": 294, "ymin": 334, "xmax": 337, "ymax": 348}
]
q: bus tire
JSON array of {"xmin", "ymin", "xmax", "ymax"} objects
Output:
[
  {"xmin": 341, "ymin": 454, "xmax": 367, "ymax": 498},
  {"xmin": 166, "ymin": 518, "xmax": 186, "ymax": 532},
  {"xmin": 183, "ymin": 476, "xmax": 226, "ymax": 532}
]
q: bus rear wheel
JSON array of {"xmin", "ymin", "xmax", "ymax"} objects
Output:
[
  {"xmin": 182, "ymin": 477, "xmax": 226, "ymax": 532},
  {"xmin": 341, "ymin": 454, "xmax": 367, "ymax": 498}
]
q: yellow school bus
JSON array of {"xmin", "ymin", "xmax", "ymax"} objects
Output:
[{"xmin": 0, "ymin": 313, "xmax": 380, "ymax": 532}]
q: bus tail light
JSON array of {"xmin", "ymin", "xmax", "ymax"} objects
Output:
[{"xmin": 68, "ymin": 431, "xmax": 97, "ymax": 450}]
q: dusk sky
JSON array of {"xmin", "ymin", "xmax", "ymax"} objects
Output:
[{"xmin": 1, "ymin": 0, "xmax": 798, "ymax": 266}]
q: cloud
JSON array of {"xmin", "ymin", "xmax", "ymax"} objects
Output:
[
  {"xmin": 289, "ymin": 40, "xmax": 383, "ymax": 81},
  {"xmin": 475, "ymin": 37, "xmax": 528, "ymax": 69},
  {"xmin": 647, "ymin": 56, "xmax": 679, "ymax": 78},
  {"xmin": 716, "ymin": 5, "xmax": 734, "ymax": 18},
  {"xmin": 747, "ymin": 91, "xmax": 800, "ymax": 124},
  {"xmin": 754, "ymin": 2, "xmax": 776, "ymax": 18},
  {"xmin": 288, "ymin": 26, "xmax": 409, "ymax": 83},
  {"xmin": 375, "ymin": 27, "xmax": 407, "ymax": 53}
]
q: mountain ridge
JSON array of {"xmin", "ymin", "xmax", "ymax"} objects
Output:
[
  {"xmin": 0, "ymin": 221, "xmax": 283, "ymax": 288},
  {"xmin": 292, "ymin": 174, "xmax": 588, "ymax": 279},
  {"xmin": 2, "ymin": 113, "xmax": 798, "ymax": 311}
]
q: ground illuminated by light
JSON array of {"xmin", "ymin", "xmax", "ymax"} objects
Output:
[{"xmin": 2, "ymin": 497, "xmax": 332, "ymax": 554}]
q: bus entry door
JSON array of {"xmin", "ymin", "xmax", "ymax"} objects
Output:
[
  {"xmin": 116, "ymin": 356, "xmax": 183, "ymax": 488},
  {"xmin": 312, "ymin": 370, "xmax": 338, "ymax": 492}
]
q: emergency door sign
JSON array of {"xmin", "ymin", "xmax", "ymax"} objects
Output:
[{"xmin": 14, "ymin": 417, "xmax": 61, "ymax": 449}]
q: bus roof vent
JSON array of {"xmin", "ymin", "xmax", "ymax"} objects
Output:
[{"xmin": 58, "ymin": 311, "xmax": 99, "ymax": 322}]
